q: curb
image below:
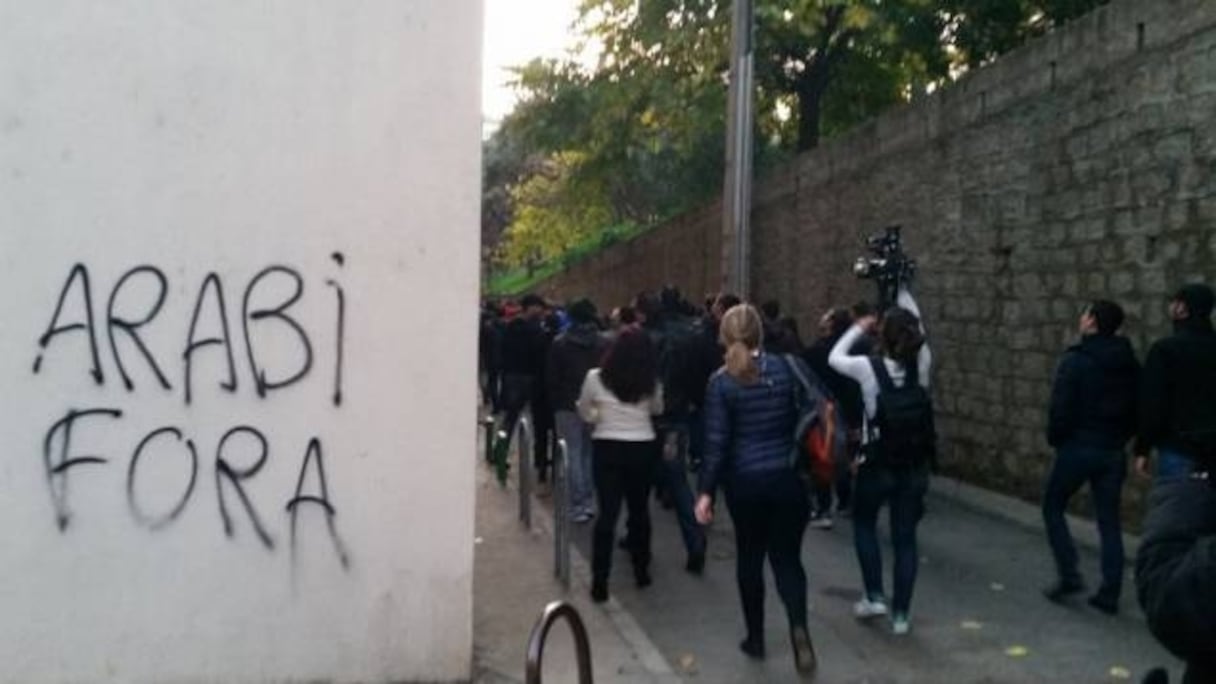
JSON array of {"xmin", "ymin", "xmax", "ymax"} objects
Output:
[
  {"xmin": 930, "ymin": 474, "xmax": 1141, "ymax": 561},
  {"xmin": 529, "ymin": 492, "xmax": 681, "ymax": 683}
]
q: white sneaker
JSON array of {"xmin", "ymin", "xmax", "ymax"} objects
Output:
[
  {"xmin": 854, "ymin": 598, "xmax": 889, "ymax": 619},
  {"xmin": 810, "ymin": 515, "xmax": 834, "ymax": 530},
  {"xmin": 891, "ymin": 615, "xmax": 911, "ymax": 635}
]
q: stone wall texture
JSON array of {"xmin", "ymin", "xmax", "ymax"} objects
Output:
[{"xmin": 532, "ymin": 0, "xmax": 1216, "ymax": 520}]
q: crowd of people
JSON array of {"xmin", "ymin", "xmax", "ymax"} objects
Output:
[{"xmin": 478, "ymin": 282, "xmax": 1215, "ymax": 683}]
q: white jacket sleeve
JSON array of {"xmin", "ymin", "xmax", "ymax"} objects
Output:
[
  {"xmin": 829, "ymin": 325, "xmax": 874, "ymax": 386},
  {"xmin": 576, "ymin": 371, "xmax": 600, "ymax": 424},
  {"xmin": 649, "ymin": 382, "xmax": 665, "ymax": 416}
]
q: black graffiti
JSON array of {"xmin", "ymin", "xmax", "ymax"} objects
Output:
[
  {"xmin": 242, "ymin": 266, "xmax": 314, "ymax": 399},
  {"xmin": 41, "ymin": 410, "xmax": 350, "ymax": 567},
  {"xmin": 326, "ymin": 260, "xmax": 346, "ymax": 407},
  {"xmin": 107, "ymin": 265, "xmax": 172, "ymax": 391},
  {"xmin": 287, "ymin": 438, "xmax": 350, "ymax": 569},
  {"xmin": 215, "ymin": 426, "xmax": 275, "ymax": 549},
  {"xmin": 35, "ymin": 262, "xmax": 347, "ymax": 404},
  {"xmin": 183, "ymin": 273, "xmax": 239, "ymax": 404},
  {"xmin": 126, "ymin": 427, "xmax": 198, "ymax": 531},
  {"xmin": 44, "ymin": 407, "xmax": 123, "ymax": 530},
  {"xmin": 33, "ymin": 263, "xmax": 104, "ymax": 384}
]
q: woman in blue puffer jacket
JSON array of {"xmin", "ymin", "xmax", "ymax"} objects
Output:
[{"xmin": 694, "ymin": 304, "xmax": 816, "ymax": 676}]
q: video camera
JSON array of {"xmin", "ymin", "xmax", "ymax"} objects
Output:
[{"xmin": 853, "ymin": 225, "xmax": 917, "ymax": 310}]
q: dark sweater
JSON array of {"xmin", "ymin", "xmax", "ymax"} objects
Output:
[
  {"xmin": 1136, "ymin": 320, "xmax": 1216, "ymax": 461},
  {"xmin": 698, "ymin": 353, "xmax": 803, "ymax": 496},
  {"xmin": 545, "ymin": 324, "xmax": 606, "ymax": 412},
  {"xmin": 500, "ymin": 317, "xmax": 547, "ymax": 377},
  {"xmin": 1047, "ymin": 334, "xmax": 1140, "ymax": 450},
  {"xmin": 805, "ymin": 334, "xmax": 866, "ymax": 431}
]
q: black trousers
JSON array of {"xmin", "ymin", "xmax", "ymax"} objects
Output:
[
  {"xmin": 725, "ymin": 473, "xmax": 811, "ymax": 639},
  {"xmin": 592, "ymin": 439, "xmax": 656, "ymax": 583},
  {"xmin": 500, "ymin": 374, "xmax": 552, "ymax": 478}
]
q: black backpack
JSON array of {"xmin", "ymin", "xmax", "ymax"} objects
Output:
[{"xmin": 866, "ymin": 357, "xmax": 936, "ymax": 467}]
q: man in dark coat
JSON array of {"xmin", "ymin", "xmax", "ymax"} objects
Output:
[
  {"xmin": 636, "ymin": 288, "xmax": 709, "ymax": 573},
  {"xmin": 1136, "ymin": 473, "xmax": 1216, "ymax": 684},
  {"xmin": 1134, "ymin": 283, "xmax": 1216, "ymax": 480},
  {"xmin": 804, "ymin": 307, "xmax": 867, "ymax": 526},
  {"xmin": 547, "ymin": 298, "xmax": 606, "ymax": 522},
  {"xmin": 1041, "ymin": 300, "xmax": 1140, "ymax": 614},
  {"xmin": 499, "ymin": 294, "xmax": 551, "ymax": 481}
]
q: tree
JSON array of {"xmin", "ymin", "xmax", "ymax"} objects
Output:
[
  {"xmin": 755, "ymin": 1, "xmax": 949, "ymax": 151},
  {"xmin": 485, "ymin": 0, "xmax": 1112, "ymax": 276},
  {"xmin": 496, "ymin": 152, "xmax": 615, "ymax": 272},
  {"xmin": 942, "ymin": 0, "xmax": 1112, "ymax": 68}
]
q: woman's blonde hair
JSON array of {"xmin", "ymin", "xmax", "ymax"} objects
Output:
[{"xmin": 719, "ymin": 304, "xmax": 764, "ymax": 385}]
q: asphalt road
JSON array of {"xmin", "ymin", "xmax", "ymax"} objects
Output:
[{"xmin": 569, "ymin": 478, "xmax": 1181, "ymax": 684}]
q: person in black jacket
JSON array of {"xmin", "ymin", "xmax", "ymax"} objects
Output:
[
  {"xmin": 804, "ymin": 307, "xmax": 866, "ymax": 527},
  {"xmin": 1041, "ymin": 300, "xmax": 1140, "ymax": 614},
  {"xmin": 547, "ymin": 298, "xmax": 607, "ymax": 522},
  {"xmin": 1134, "ymin": 283, "xmax": 1216, "ymax": 481},
  {"xmin": 500, "ymin": 294, "xmax": 551, "ymax": 478},
  {"xmin": 1136, "ymin": 472, "xmax": 1216, "ymax": 684}
]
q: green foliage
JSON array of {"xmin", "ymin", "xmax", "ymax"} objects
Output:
[
  {"xmin": 941, "ymin": 0, "xmax": 1112, "ymax": 68},
  {"xmin": 488, "ymin": 222, "xmax": 649, "ymax": 295},
  {"xmin": 484, "ymin": 0, "xmax": 1111, "ymax": 286},
  {"xmin": 497, "ymin": 152, "xmax": 615, "ymax": 269}
]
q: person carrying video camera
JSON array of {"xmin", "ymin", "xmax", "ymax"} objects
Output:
[{"xmin": 828, "ymin": 284, "xmax": 933, "ymax": 636}]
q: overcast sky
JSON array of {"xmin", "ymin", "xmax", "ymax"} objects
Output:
[{"xmin": 482, "ymin": 0, "xmax": 582, "ymax": 134}]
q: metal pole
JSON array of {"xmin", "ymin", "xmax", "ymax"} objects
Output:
[
  {"xmin": 554, "ymin": 439, "xmax": 570, "ymax": 590},
  {"xmin": 482, "ymin": 417, "xmax": 496, "ymax": 464},
  {"xmin": 722, "ymin": 0, "xmax": 755, "ymax": 299},
  {"xmin": 517, "ymin": 416, "xmax": 533, "ymax": 530}
]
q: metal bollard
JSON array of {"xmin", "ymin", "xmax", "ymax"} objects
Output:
[
  {"xmin": 516, "ymin": 416, "xmax": 533, "ymax": 530},
  {"xmin": 525, "ymin": 601, "xmax": 593, "ymax": 684},
  {"xmin": 553, "ymin": 438, "xmax": 571, "ymax": 589},
  {"xmin": 482, "ymin": 416, "xmax": 496, "ymax": 464}
]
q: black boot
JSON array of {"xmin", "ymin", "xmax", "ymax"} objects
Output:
[
  {"xmin": 739, "ymin": 636, "xmax": 765, "ymax": 659},
  {"xmin": 634, "ymin": 563, "xmax": 652, "ymax": 588},
  {"xmin": 790, "ymin": 626, "xmax": 817, "ymax": 676},
  {"xmin": 590, "ymin": 579, "xmax": 608, "ymax": 603},
  {"xmin": 1043, "ymin": 579, "xmax": 1085, "ymax": 603}
]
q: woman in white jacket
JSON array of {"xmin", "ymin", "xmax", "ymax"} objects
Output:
[
  {"xmin": 577, "ymin": 326, "xmax": 663, "ymax": 603},
  {"xmin": 828, "ymin": 287, "xmax": 932, "ymax": 636}
]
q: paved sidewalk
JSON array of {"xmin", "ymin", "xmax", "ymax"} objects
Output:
[{"xmin": 473, "ymin": 458, "xmax": 680, "ymax": 684}]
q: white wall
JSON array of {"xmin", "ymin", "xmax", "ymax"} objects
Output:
[{"xmin": 0, "ymin": 2, "xmax": 480, "ymax": 682}]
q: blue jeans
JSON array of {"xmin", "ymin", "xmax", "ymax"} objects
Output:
[
  {"xmin": 1042, "ymin": 445, "xmax": 1126, "ymax": 600},
  {"xmin": 555, "ymin": 410, "xmax": 594, "ymax": 517},
  {"xmin": 852, "ymin": 462, "xmax": 929, "ymax": 616},
  {"xmin": 658, "ymin": 416, "xmax": 706, "ymax": 557},
  {"xmin": 1157, "ymin": 449, "xmax": 1196, "ymax": 480}
]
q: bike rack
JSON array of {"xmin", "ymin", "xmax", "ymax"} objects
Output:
[
  {"xmin": 525, "ymin": 600, "xmax": 593, "ymax": 684},
  {"xmin": 552, "ymin": 438, "xmax": 571, "ymax": 590},
  {"xmin": 481, "ymin": 416, "xmax": 496, "ymax": 464},
  {"xmin": 515, "ymin": 416, "xmax": 533, "ymax": 530}
]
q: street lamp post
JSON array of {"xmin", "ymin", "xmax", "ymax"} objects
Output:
[{"xmin": 722, "ymin": 0, "xmax": 755, "ymax": 299}]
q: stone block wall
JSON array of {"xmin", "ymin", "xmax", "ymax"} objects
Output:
[{"xmin": 530, "ymin": 0, "xmax": 1216, "ymax": 520}]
